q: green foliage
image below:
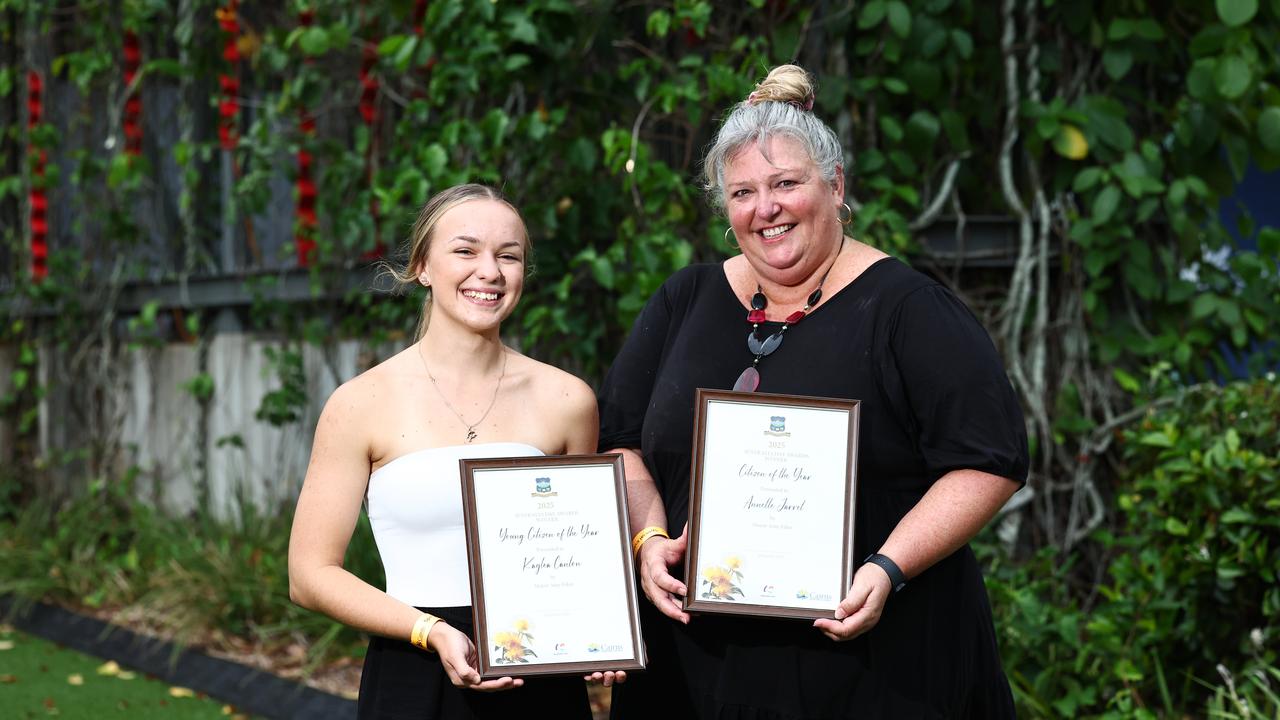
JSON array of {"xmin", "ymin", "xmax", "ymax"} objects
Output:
[
  {"xmin": 255, "ymin": 346, "xmax": 307, "ymax": 427},
  {"xmin": 3, "ymin": 0, "xmax": 1277, "ymax": 381},
  {"xmin": 984, "ymin": 376, "xmax": 1280, "ymax": 717},
  {"xmin": 0, "ymin": 479, "xmax": 383, "ymax": 663},
  {"xmin": 1204, "ymin": 661, "xmax": 1280, "ymax": 719},
  {"xmin": 180, "ymin": 372, "xmax": 214, "ymax": 403},
  {"xmin": 2, "ymin": 2, "xmax": 1280, "ymax": 711},
  {"xmin": 1102, "ymin": 376, "xmax": 1280, "ymax": 700}
]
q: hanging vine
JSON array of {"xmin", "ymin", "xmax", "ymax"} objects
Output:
[{"xmin": 0, "ymin": 0, "xmax": 1277, "ymax": 544}]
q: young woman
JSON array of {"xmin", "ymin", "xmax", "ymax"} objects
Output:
[{"xmin": 289, "ymin": 184, "xmax": 618, "ymax": 719}]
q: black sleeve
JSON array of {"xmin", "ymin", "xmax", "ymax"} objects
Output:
[
  {"xmin": 887, "ymin": 285, "xmax": 1030, "ymax": 484},
  {"xmin": 597, "ymin": 279, "xmax": 676, "ymax": 452}
]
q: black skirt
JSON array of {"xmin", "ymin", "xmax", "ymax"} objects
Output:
[{"xmin": 357, "ymin": 605, "xmax": 592, "ymax": 720}]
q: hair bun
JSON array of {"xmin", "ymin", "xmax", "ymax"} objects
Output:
[{"xmin": 746, "ymin": 64, "xmax": 815, "ymax": 111}]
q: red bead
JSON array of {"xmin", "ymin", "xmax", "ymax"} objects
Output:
[
  {"xmin": 747, "ymin": 309, "xmax": 766, "ymax": 324},
  {"xmin": 785, "ymin": 310, "xmax": 806, "ymax": 324}
]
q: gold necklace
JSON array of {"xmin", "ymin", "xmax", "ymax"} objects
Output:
[{"xmin": 418, "ymin": 344, "xmax": 507, "ymax": 443}]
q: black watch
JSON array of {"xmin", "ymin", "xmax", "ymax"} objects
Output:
[{"xmin": 863, "ymin": 553, "xmax": 907, "ymax": 593}]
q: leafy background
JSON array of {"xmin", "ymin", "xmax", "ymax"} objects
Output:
[{"xmin": 1, "ymin": 0, "xmax": 1279, "ymax": 716}]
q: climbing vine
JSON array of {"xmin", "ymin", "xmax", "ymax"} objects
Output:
[{"xmin": 0, "ymin": 0, "xmax": 1278, "ymax": 549}]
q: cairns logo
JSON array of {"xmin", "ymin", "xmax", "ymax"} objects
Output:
[
  {"xmin": 764, "ymin": 416, "xmax": 790, "ymax": 437},
  {"xmin": 587, "ymin": 643, "xmax": 601, "ymax": 653},
  {"xmin": 795, "ymin": 588, "xmax": 809, "ymax": 599},
  {"xmin": 531, "ymin": 477, "xmax": 557, "ymax": 497},
  {"xmin": 587, "ymin": 642, "xmax": 622, "ymax": 653}
]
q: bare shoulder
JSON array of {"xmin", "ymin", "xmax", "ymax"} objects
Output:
[
  {"xmin": 315, "ymin": 348, "xmax": 411, "ymax": 439},
  {"xmin": 512, "ymin": 352, "xmax": 596, "ymax": 413}
]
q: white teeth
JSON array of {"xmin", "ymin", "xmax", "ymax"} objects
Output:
[
  {"xmin": 762, "ymin": 224, "xmax": 794, "ymax": 238},
  {"xmin": 464, "ymin": 290, "xmax": 499, "ymax": 301}
]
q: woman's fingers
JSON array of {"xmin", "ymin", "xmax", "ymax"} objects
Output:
[
  {"xmin": 469, "ymin": 676, "xmax": 524, "ymax": 692},
  {"xmin": 583, "ymin": 670, "xmax": 628, "ymax": 686},
  {"xmin": 813, "ymin": 605, "xmax": 878, "ymax": 641},
  {"xmin": 439, "ymin": 653, "xmax": 480, "ymax": 687},
  {"xmin": 812, "ymin": 564, "xmax": 889, "ymax": 641},
  {"xmin": 638, "ymin": 539, "xmax": 690, "ymax": 623}
]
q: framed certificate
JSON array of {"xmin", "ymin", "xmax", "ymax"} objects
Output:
[
  {"xmin": 460, "ymin": 454, "xmax": 647, "ymax": 678},
  {"xmin": 684, "ymin": 389, "xmax": 860, "ymax": 619}
]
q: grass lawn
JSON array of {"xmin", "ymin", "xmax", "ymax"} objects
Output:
[{"xmin": 0, "ymin": 624, "xmax": 251, "ymax": 719}]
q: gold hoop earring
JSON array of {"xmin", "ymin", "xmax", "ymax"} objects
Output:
[
  {"xmin": 838, "ymin": 202, "xmax": 853, "ymax": 226},
  {"xmin": 724, "ymin": 226, "xmax": 739, "ymax": 250}
]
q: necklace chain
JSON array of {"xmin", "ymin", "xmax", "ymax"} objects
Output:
[
  {"xmin": 735, "ymin": 238, "xmax": 845, "ymax": 392},
  {"xmin": 419, "ymin": 344, "xmax": 507, "ymax": 443}
]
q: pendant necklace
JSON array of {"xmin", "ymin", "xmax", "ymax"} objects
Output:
[
  {"xmin": 419, "ymin": 344, "xmax": 507, "ymax": 443},
  {"xmin": 733, "ymin": 240, "xmax": 843, "ymax": 393}
]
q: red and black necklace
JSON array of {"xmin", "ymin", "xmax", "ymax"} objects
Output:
[{"xmin": 733, "ymin": 246, "xmax": 840, "ymax": 392}]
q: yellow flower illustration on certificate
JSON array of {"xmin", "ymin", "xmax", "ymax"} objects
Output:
[
  {"xmin": 700, "ymin": 556, "xmax": 744, "ymax": 601},
  {"xmin": 493, "ymin": 619, "xmax": 536, "ymax": 664}
]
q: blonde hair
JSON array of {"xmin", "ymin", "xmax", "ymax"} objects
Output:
[
  {"xmin": 387, "ymin": 184, "xmax": 529, "ymax": 340},
  {"xmin": 702, "ymin": 64, "xmax": 844, "ymax": 212}
]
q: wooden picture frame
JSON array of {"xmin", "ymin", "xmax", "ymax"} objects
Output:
[
  {"xmin": 684, "ymin": 389, "xmax": 860, "ymax": 620},
  {"xmin": 461, "ymin": 454, "xmax": 647, "ymax": 678}
]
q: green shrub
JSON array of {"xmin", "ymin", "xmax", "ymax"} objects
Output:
[
  {"xmin": 1102, "ymin": 376, "xmax": 1280, "ymax": 707},
  {"xmin": 0, "ymin": 481, "xmax": 384, "ymax": 667},
  {"xmin": 984, "ymin": 375, "xmax": 1280, "ymax": 718}
]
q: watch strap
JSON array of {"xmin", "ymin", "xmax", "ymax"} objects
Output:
[{"xmin": 864, "ymin": 553, "xmax": 907, "ymax": 593}]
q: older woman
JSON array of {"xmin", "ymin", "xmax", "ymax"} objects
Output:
[
  {"xmin": 599, "ymin": 66, "xmax": 1029, "ymax": 718},
  {"xmin": 289, "ymin": 184, "xmax": 620, "ymax": 719}
]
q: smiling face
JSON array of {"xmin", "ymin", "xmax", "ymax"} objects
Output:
[
  {"xmin": 723, "ymin": 135, "xmax": 845, "ymax": 285},
  {"xmin": 416, "ymin": 198, "xmax": 528, "ymax": 334}
]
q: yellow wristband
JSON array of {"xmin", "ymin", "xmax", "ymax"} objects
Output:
[
  {"xmin": 410, "ymin": 613, "xmax": 441, "ymax": 652},
  {"xmin": 631, "ymin": 526, "xmax": 670, "ymax": 556}
]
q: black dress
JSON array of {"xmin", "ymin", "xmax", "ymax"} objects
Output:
[
  {"xmin": 598, "ymin": 258, "xmax": 1028, "ymax": 720},
  {"xmin": 357, "ymin": 605, "xmax": 591, "ymax": 719}
]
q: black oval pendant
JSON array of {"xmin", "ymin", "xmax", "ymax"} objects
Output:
[
  {"xmin": 751, "ymin": 292, "xmax": 766, "ymax": 310},
  {"xmin": 747, "ymin": 329, "xmax": 785, "ymax": 357},
  {"xmin": 758, "ymin": 332, "xmax": 783, "ymax": 357},
  {"xmin": 808, "ymin": 287, "xmax": 823, "ymax": 307}
]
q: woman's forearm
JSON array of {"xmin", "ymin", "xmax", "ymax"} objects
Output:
[
  {"xmin": 611, "ymin": 447, "xmax": 668, "ymax": 532},
  {"xmin": 290, "ymin": 564, "xmax": 422, "ymax": 641},
  {"xmin": 875, "ymin": 469, "xmax": 1020, "ymax": 580}
]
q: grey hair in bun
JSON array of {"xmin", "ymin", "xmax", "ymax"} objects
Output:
[{"xmin": 702, "ymin": 65, "xmax": 844, "ymax": 213}]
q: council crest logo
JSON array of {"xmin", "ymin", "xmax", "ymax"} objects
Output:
[
  {"xmin": 764, "ymin": 415, "xmax": 791, "ymax": 437},
  {"xmin": 531, "ymin": 476, "xmax": 557, "ymax": 497}
]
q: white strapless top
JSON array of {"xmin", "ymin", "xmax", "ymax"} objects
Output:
[{"xmin": 366, "ymin": 442, "xmax": 544, "ymax": 607}]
